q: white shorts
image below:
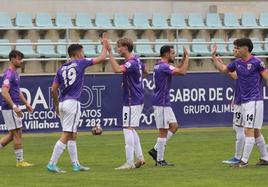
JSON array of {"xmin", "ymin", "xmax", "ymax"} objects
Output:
[
  {"xmin": 153, "ymin": 106, "xmax": 177, "ymax": 129},
  {"xmin": 59, "ymin": 99, "xmax": 81, "ymax": 132},
  {"xmin": 122, "ymin": 104, "xmax": 143, "ymax": 127},
  {"xmin": 233, "ymin": 104, "xmax": 243, "ymax": 127},
  {"xmin": 241, "ymin": 100, "xmax": 263, "ymax": 129},
  {"xmin": 2, "ymin": 109, "xmax": 22, "ymax": 131}
]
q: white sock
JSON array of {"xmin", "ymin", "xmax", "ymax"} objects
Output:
[
  {"xmin": 132, "ymin": 129, "xmax": 144, "ymax": 161},
  {"xmin": 0, "ymin": 144, "xmax": 3, "ymax": 150},
  {"xmin": 154, "ymin": 130, "xmax": 174, "ymax": 150},
  {"xmin": 255, "ymin": 135, "xmax": 268, "ymax": 161},
  {"xmin": 14, "ymin": 148, "xmax": 23, "ymax": 161},
  {"xmin": 157, "ymin": 138, "xmax": 167, "ymax": 161},
  {"xmin": 49, "ymin": 140, "xmax": 66, "ymax": 165},
  {"xmin": 67, "ymin": 140, "xmax": 79, "ymax": 165},
  {"xmin": 241, "ymin": 137, "xmax": 255, "ymax": 163},
  {"xmin": 123, "ymin": 129, "xmax": 134, "ymax": 165},
  {"xmin": 234, "ymin": 126, "xmax": 245, "ymax": 159}
]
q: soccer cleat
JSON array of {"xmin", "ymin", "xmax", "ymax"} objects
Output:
[
  {"xmin": 16, "ymin": 160, "xmax": 34, "ymax": 167},
  {"xmin": 256, "ymin": 159, "xmax": 268, "ymax": 166},
  {"xmin": 231, "ymin": 160, "xmax": 248, "ymax": 168},
  {"xmin": 72, "ymin": 163, "xmax": 90, "ymax": 172},
  {"xmin": 134, "ymin": 160, "xmax": 145, "ymax": 168},
  {"xmin": 148, "ymin": 148, "xmax": 157, "ymax": 162},
  {"xmin": 46, "ymin": 163, "xmax": 66, "ymax": 173},
  {"xmin": 222, "ymin": 157, "xmax": 240, "ymax": 164},
  {"xmin": 115, "ymin": 163, "xmax": 135, "ymax": 170},
  {"xmin": 156, "ymin": 160, "xmax": 175, "ymax": 167}
]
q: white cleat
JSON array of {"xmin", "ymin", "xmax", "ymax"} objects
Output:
[{"xmin": 115, "ymin": 163, "xmax": 135, "ymax": 170}]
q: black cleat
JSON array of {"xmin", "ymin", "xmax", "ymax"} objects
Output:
[
  {"xmin": 231, "ymin": 160, "xmax": 248, "ymax": 168},
  {"xmin": 156, "ymin": 160, "xmax": 175, "ymax": 167},
  {"xmin": 148, "ymin": 148, "xmax": 157, "ymax": 162},
  {"xmin": 256, "ymin": 159, "xmax": 268, "ymax": 166}
]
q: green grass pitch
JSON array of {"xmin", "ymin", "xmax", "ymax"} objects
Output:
[{"xmin": 1, "ymin": 127, "xmax": 268, "ymax": 187}]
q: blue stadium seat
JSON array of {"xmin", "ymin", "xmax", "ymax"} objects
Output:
[
  {"xmin": 211, "ymin": 38, "xmax": 231, "ymax": 56},
  {"xmin": 135, "ymin": 39, "xmax": 157, "ymax": 56},
  {"xmin": 133, "ymin": 13, "xmax": 150, "ymax": 27},
  {"xmin": 251, "ymin": 38, "xmax": 266, "ymax": 55},
  {"xmin": 170, "ymin": 13, "xmax": 186, "ymax": 28},
  {"xmin": 264, "ymin": 38, "xmax": 268, "ymax": 54},
  {"xmin": 259, "ymin": 13, "xmax": 268, "ymax": 27},
  {"xmin": 152, "ymin": 13, "xmax": 168, "ymax": 27},
  {"xmin": 174, "ymin": 38, "xmax": 197, "ymax": 57},
  {"xmin": 57, "ymin": 39, "xmax": 71, "ymax": 57},
  {"xmin": 224, "ymin": 13, "xmax": 240, "ymax": 27},
  {"xmin": 241, "ymin": 13, "xmax": 258, "ymax": 27},
  {"xmin": 80, "ymin": 39, "xmax": 98, "ymax": 57},
  {"xmin": 36, "ymin": 13, "xmax": 53, "ymax": 27},
  {"xmin": 55, "ymin": 13, "xmax": 73, "ymax": 27},
  {"xmin": 0, "ymin": 39, "xmax": 12, "ymax": 58},
  {"xmin": 114, "ymin": 13, "xmax": 131, "ymax": 27},
  {"xmin": 15, "ymin": 12, "xmax": 33, "ymax": 27},
  {"xmin": 37, "ymin": 39, "xmax": 60, "ymax": 58},
  {"xmin": 188, "ymin": 13, "xmax": 205, "ymax": 27},
  {"xmin": 192, "ymin": 39, "xmax": 211, "ymax": 56},
  {"xmin": 154, "ymin": 39, "xmax": 169, "ymax": 54},
  {"xmin": 206, "ymin": 13, "xmax": 222, "ymax": 27},
  {"xmin": 76, "ymin": 13, "xmax": 92, "ymax": 27},
  {"xmin": 16, "ymin": 39, "xmax": 39, "ymax": 58},
  {"xmin": 227, "ymin": 38, "xmax": 236, "ymax": 53},
  {"xmin": 95, "ymin": 13, "xmax": 112, "ymax": 27},
  {"xmin": 0, "ymin": 12, "xmax": 12, "ymax": 27}
]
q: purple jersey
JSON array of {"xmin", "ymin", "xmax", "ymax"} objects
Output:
[
  {"xmin": 53, "ymin": 58, "xmax": 94, "ymax": 102},
  {"xmin": 1, "ymin": 68, "xmax": 20, "ymax": 109},
  {"xmin": 120, "ymin": 55, "xmax": 144, "ymax": 106},
  {"xmin": 152, "ymin": 61, "xmax": 175, "ymax": 106},
  {"xmin": 227, "ymin": 56, "xmax": 266, "ymax": 103}
]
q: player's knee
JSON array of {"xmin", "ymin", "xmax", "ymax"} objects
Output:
[
  {"xmin": 169, "ymin": 123, "xmax": 178, "ymax": 133},
  {"xmin": 254, "ymin": 129, "xmax": 261, "ymax": 138}
]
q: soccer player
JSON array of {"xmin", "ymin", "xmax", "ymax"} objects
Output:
[
  {"xmin": 107, "ymin": 37, "xmax": 148, "ymax": 170},
  {"xmin": 148, "ymin": 45, "xmax": 189, "ymax": 166},
  {"xmin": 46, "ymin": 35, "xmax": 109, "ymax": 173},
  {"xmin": 212, "ymin": 38, "xmax": 268, "ymax": 167},
  {"xmin": 0, "ymin": 50, "xmax": 34, "ymax": 167}
]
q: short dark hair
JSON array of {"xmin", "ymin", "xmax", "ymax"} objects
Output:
[
  {"xmin": 117, "ymin": 37, "xmax": 133, "ymax": 52},
  {"xmin": 9, "ymin": 50, "xmax": 24, "ymax": 60},
  {"xmin": 233, "ymin": 38, "xmax": 253, "ymax": 52},
  {"xmin": 68, "ymin": 44, "xmax": 83, "ymax": 57},
  {"xmin": 160, "ymin": 45, "xmax": 174, "ymax": 57}
]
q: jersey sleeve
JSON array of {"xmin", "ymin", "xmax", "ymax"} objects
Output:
[
  {"xmin": 257, "ymin": 60, "xmax": 267, "ymax": 73},
  {"xmin": 227, "ymin": 61, "xmax": 236, "ymax": 72},
  {"xmin": 80, "ymin": 58, "xmax": 94, "ymax": 69},
  {"xmin": 161, "ymin": 64, "xmax": 174, "ymax": 75},
  {"xmin": 2, "ymin": 71, "xmax": 13, "ymax": 89},
  {"xmin": 121, "ymin": 61, "xmax": 135, "ymax": 73},
  {"xmin": 53, "ymin": 70, "xmax": 60, "ymax": 84}
]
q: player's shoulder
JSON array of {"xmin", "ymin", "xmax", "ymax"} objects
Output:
[{"xmin": 3, "ymin": 68, "xmax": 15, "ymax": 78}]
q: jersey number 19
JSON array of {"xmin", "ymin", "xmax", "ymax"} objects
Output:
[{"xmin": 62, "ymin": 67, "xmax": 77, "ymax": 87}]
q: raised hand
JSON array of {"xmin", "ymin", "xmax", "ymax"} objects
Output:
[
  {"xmin": 211, "ymin": 44, "xmax": 218, "ymax": 56},
  {"xmin": 183, "ymin": 47, "xmax": 189, "ymax": 57}
]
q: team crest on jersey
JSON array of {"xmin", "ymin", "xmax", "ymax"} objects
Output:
[
  {"xmin": 3, "ymin": 79, "xmax": 10, "ymax": 86},
  {"xmin": 125, "ymin": 62, "xmax": 131, "ymax": 68},
  {"xmin": 169, "ymin": 65, "xmax": 175, "ymax": 70},
  {"xmin": 247, "ymin": 64, "xmax": 252, "ymax": 70}
]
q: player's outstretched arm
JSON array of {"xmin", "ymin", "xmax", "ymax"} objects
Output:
[
  {"xmin": 211, "ymin": 44, "xmax": 229, "ymax": 73},
  {"xmin": 261, "ymin": 70, "xmax": 268, "ymax": 87},
  {"xmin": 19, "ymin": 91, "xmax": 33, "ymax": 113},
  {"xmin": 107, "ymin": 43, "xmax": 124, "ymax": 73},
  {"xmin": 51, "ymin": 82, "xmax": 60, "ymax": 116},
  {"xmin": 2, "ymin": 86, "xmax": 22, "ymax": 117},
  {"xmin": 93, "ymin": 33, "xmax": 109, "ymax": 64},
  {"xmin": 172, "ymin": 47, "xmax": 189, "ymax": 75},
  {"xmin": 228, "ymin": 72, "xmax": 238, "ymax": 80}
]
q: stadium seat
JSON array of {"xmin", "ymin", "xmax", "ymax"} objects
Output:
[
  {"xmin": 114, "ymin": 13, "xmax": 131, "ymax": 27},
  {"xmin": 264, "ymin": 38, "xmax": 268, "ymax": 54},
  {"xmin": 15, "ymin": 12, "xmax": 33, "ymax": 27},
  {"xmin": 133, "ymin": 13, "xmax": 150, "ymax": 27},
  {"xmin": 55, "ymin": 13, "xmax": 73, "ymax": 27},
  {"xmin": 36, "ymin": 13, "xmax": 53, "ymax": 27},
  {"xmin": 227, "ymin": 38, "xmax": 236, "ymax": 52},
  {"xmin": 192, "ymin": 39, "xmax": 211, "ymax": 56},
  {"xmin": 170, "ymin": 13, "xmax": 186, "ymax": 28},
  {"xmin": 206, "ymin": 13, "xmax": 222, "ymax": 27},
  {"xmin": 95, "ymin": 13, "xmax": 113, "ymax": 27},
  {"xmin": 76, "ymin": 13, "xmax": 93, "ymax": 27},
  {"xmin": 57, "ymin": 39, "xmax": 71, "ymax": 57},
  {"xmin": 211, "ymin": 38, "xmax": 232, "ymax": 56},
  {"xmin": 0, "ymin": 12, "xmax": 12, "ymax": 27},
  {"xmin": 241, "ymin": 13, "xmax": 258, "ymax": 27},
  {"xmin": 37, "ymin": 39, "xmax": 60, "ymax": 58},
  {"xmin": 174, "ymin": 38, "xmax": 197, "ymax": 57},
  {"xmin": 188, "ymin": 13, "xmax": 205, "ymax": 27},
  {"xmin": 16, "ymin": 39, "xmax": 40, "ymax": 58},
  {"xmin": 135, "ymin": 39, "xmax": 157, "ymax": 56},
  {"xmin": 259, "ymin": 12, "xmax": 268, "ymax": 27},
  {"xmin": 152, "ymin": 13, "xmax": 168, "ymax": 27},
  {"xmin": 0, "ymin": 39, "xmax": 12, "ymax": 58},
  {"xmin": 251, "ymin": 38, "xmax": 266, "ymax": 55},
  {"xmin": 224, "ymin": 13, "xmax": 240, "ymax": 27},
  {"xmin": 80, "ymin": 39, "xmax": 98, "ymax": 57},
  {"xmin": 154, "ymin": 39, "xmax": 169, "ymax": 54}
]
